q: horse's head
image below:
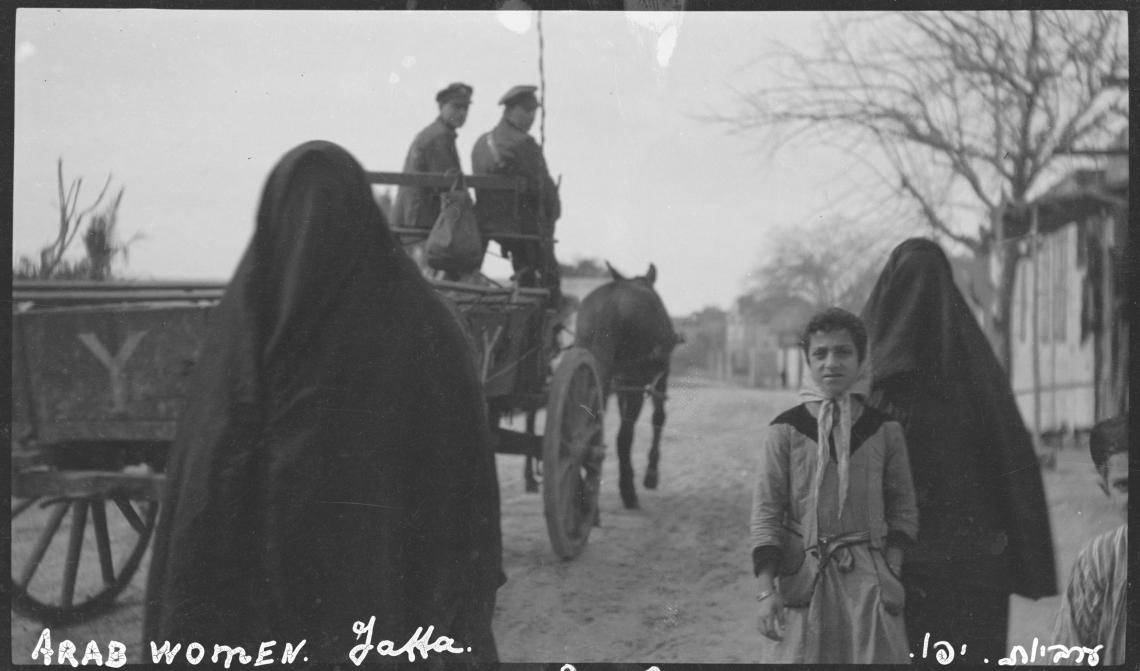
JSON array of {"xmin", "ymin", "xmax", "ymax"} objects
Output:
[
  {"xmin": 593, "ymin": 261, "xmax": 680, "ymax": 360},
  {"xmin": 605, "ymin": 261, "xmax": 657, "ymax": 287}
]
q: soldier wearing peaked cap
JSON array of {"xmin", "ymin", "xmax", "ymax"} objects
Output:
[
  {"xmin": 472, "ymin": 84, "xmax": 562, "ymax": 300},
  {"xmin": 393, "ymin": 82, "xmax": 473, "ymax": 268},
  {"xmin": 498, "ymin": 84, "xmax": 540, "ymax": 106}
]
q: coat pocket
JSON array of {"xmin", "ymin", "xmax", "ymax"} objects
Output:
[
  {"xmin": 870, "ymin": 548, "xmax": 906, "ymax": 616},
  {"xmin": 777, "ymin": 525, "xmax": 818, "ymax": 607},
  {"xmin": 777, "ymin": 557, "xmax": 820, "ymax": 607}
]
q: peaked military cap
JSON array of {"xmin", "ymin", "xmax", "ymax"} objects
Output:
[
  {"xmin": 498, "ymin": 84, "xmax": 540, "ymax": 108},
  {"xmin": 436, "ymin": 82, "xmax": 473, "ymax": 105}
]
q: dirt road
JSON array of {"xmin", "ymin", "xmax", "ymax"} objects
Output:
[
  {"xmin": 10, "ymin": 376, "xmax": 1120, "ymax": 664},
  {"xmin": 490, "ymin": 378, "xmax": 1121, "ymax": 664},
  {"xmin": 491, "ymin": 377, "xmax": 795, "ymax": 663}
]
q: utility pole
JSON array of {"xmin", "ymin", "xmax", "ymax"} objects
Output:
[{"xmin": 1030, "ymin": 205, "xmax": 1043, "ymax": 459}]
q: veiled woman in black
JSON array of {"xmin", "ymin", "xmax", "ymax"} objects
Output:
[
  {"xmin": 861, "ymin": 238, "xmax": 1056, "ymax": 663},
  {"xmin": 144, "ymin": 141, "xmax": 503, "ymax": 663}
]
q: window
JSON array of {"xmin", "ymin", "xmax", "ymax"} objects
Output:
[
  {"xmin": 1037, "ymin": 235, "xmax": 1051, "ymax": 344},
  {"xmin": 1053, "ymin": 227, "xmax": 1069, "ymax": 342}
]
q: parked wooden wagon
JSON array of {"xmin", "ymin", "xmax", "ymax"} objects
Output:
[{"xmin": 10, "ymin": 170, "xmax": 606, "ymax": 625}]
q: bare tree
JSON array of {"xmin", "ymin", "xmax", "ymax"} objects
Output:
[
  {"xmin": 83, "ymin": 188, "xmax": 128, "ymax": 280},
  {"xmin": 747, "ymin": 216, "xmax": 896, "ymax": 314},
  {"xmin": 14, "ymin": 157, "xmax": 130, "ymax": 280},
  {"xmin": 716, "ymin": 11, "xmax": 1128, "ymax": 370}
]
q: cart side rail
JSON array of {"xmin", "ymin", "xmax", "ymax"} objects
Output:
[{"xmin": 12, "ymin": 302, "xmax": 215, "ymax": 445}]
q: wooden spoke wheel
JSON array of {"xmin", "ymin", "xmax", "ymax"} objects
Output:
[
  {"xmin": 542, "ymin": 347, "xmax": 605, "ymax": 560},
  {"xmin": 11, "ymin": 488, "xmax": 158, "ymax": 624}
]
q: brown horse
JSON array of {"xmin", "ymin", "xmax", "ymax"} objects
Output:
[{"xmin": 575, "ymin": 262, "xmax": 680, "ymax": 509}]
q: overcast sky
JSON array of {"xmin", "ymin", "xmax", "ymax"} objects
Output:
[{"xmin": 14, "ymin": 9, "xmax": 916, "ymax": 315}]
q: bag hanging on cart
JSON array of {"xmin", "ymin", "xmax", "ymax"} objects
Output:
[{"xmin": 425, "ymin": 171, "xmax": 483, "ymax": 275}]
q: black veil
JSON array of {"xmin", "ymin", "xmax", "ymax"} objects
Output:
[
  {"xmin": 144, "ymin": 141, "xmax": 502, "ymax": 662},
  {"xmin": 862, "ymin": 237, "xmax": 1054, "ymax": 599}
]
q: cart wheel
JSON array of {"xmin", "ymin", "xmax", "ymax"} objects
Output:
[
  {"xmin": 10, "ymin": 494, "xmax": 158, "ymax": 624},
  {"xmin": 542, "ymin": 347, "xmax": 605, "ymax": 559}
]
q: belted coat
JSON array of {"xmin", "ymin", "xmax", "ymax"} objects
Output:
[
  {"xmin": 393, "ymin": 118, "xmax": 463, "ymax": 231},
  {"xmin": 471, "ymin": 118, "xmax": 560, "ymax": 239}
]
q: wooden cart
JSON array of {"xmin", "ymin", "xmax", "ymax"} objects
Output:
[{"xmin": 10, "ymin": 170, "xmax": 606, "ymax": 625}]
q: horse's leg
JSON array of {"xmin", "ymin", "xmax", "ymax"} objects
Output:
[
  {"xmin": 616, "ymin": 390, "xmax": 644, "ymax": 509},
  {"xmin": 644, "ymin": 372, "xmax": 668, "ymax": 490},
  {"xmin": 523, "ymin": 410, "xmax": 539, "ymax": 493}
]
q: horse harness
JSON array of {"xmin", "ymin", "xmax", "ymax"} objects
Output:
[{"xmin": 611, "ymin": 368, "xmax": 669, "ymax": 402}]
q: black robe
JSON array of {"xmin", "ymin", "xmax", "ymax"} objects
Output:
[
  {"xmin": 861, "ymin": 238, "xmax": 1055, "ymax": 597},
  {"xmin": 143, "ymin": 141, "xmax": 503, "ymax": 663}
]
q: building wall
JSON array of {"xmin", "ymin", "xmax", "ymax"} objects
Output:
[
  {"xmin": 778, "ymin": 345, "xmax": 805, "ymax": 390},
  {"xmin": 724, "ymin": 309, "xmax": 765, "ymax": 381},
  {"xmin": 1009, "ymin": 222, "xmax": 1096, "ymax": 435}
]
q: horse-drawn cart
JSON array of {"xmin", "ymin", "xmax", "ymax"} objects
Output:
[{"xmin": 10, "ymin": 170, "xmax": 606, "ymax": 625}]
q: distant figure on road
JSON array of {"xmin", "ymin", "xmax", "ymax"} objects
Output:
[
  {"xmin": 861, "ymin": 237, "xmax": 1056, "ymax": 664},
  {"xmin": 1053, "ymin": 416, "xmax": 1127, "ymax": 665},
  {"xmin": 144, "ymin": 140, "xmax": 503, "ymax": 664},
  {"xmin": 393, "ymin": 82, "xmax": 473, "ymax": 269},
  {"xmin": 471, "ymin": 84, "xmax": 562, "ymax": 300},
  {"xmin": 751, "ymin": 307, "xmax": 918, "ymax": 663}
]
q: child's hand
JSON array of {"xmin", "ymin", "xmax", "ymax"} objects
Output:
[{"xmin": 756, "ymin": 589, "xmax": 786, "ymax": 641}]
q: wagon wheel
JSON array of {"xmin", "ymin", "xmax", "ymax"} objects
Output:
[
  {"xmin": 10, "ymin": 487, "xmax": 158, "ymax": 624},
  {"xmin": 542, "ymin": 347, "xmax": 605, "ymax": 559}
]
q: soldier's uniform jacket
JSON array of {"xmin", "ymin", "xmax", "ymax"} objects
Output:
[
  {"xmin": 393, "ymin": 118, "xmax": 462, "ymax": 230},
  {"xmin": 471, "ymin": 118, "xmax": 560, "ymax": 238}
]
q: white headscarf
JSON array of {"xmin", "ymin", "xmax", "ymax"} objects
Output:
[{"xmin": 797, "ymin": 362, "xmax": 869, "ymax": 547}]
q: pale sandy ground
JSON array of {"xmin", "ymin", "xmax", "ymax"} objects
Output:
[{"xmin": 10, "ymin": 376, "xmax": 1123, "ymax": 665}]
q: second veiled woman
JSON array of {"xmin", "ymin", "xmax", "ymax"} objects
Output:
[{"xmin": 861, "ymin": 237, "xmax": 1056, "ymax": 663}]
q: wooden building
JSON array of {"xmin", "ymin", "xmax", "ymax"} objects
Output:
[{"xmin": 1003, "ymin": 153, "xmax": 1129, "ymax": 441}]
